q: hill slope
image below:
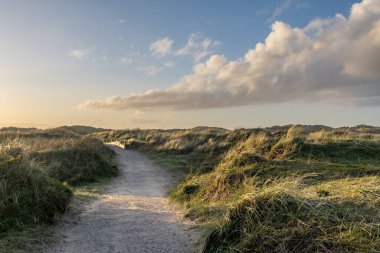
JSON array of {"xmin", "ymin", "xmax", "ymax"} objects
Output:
[{"xmin": 97, "ymin": 125, "xmax": 380, "ymax": 252}]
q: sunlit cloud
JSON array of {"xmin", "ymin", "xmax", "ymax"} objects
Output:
[
  {"xmin": 80, "ymin": 0, "xmax": 380, "ymax": 111},
  {"xmin": 176, "ymin": 33, "xmax": 221, "ymax": 62},
  {"xmin": 149, "ymin": 37, "xmax": 174, "ymax": 57}
]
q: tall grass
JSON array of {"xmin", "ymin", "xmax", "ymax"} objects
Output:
[
  {"xmin": 0, "ymin": 150, "xmax": 71, "ymax": 233},
  {"xmin": 1, "ymin": 136, "xmax": 117, "ymax": 185},
  {"xmin": 0, "ymin": 126, "xmax": 117, "ymax": 252},
  {"xmin": 31, "ymin": 137, "xmax": 118, "ymax": 185},
  {"xmin": 202, "ymin": 178, "xmax": 380, "ymax": 252},
  {"xmin": 102, "ymin": 125, "xmax": 380, "ymax": 252}
]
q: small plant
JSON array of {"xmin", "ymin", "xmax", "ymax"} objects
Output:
[
  {"xmin": 317, "ymin": 188, "xmax": 330, "ymax": 197},
  {"xmin": 183, "ymin": 183, "xmax": 200, "ymax": 195}
]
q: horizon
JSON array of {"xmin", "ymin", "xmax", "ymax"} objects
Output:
[
  {"xmin": 1, "ymin": 0, "xmax": 380, "ymax": 129},
  {"xmin": 1, "ymin": 123, "xmax": 379, "ymax": 131}
]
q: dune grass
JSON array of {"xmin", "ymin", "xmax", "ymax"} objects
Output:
[
  {"xmin": 0, "ymin": 126, "xmax": 117, "ymax": 252},
  {"xmin": 31, "ymin": 137, "xmax": 118, "ymax": 185},
  {"xmin": 100, "ymin": 125, "xmax": 380, "ymax": 252},
  {"xmin": 0, "ymin": 153, "xmax": 72, "ymax": 234},
  {"xmin": 0, "ymin": 225, "xmax": 55, "ymax": 253}
]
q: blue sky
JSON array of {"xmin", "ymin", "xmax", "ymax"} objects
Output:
[{"xmin": 1, "ymin": 0, "xmax": 379, "ymax": 129}]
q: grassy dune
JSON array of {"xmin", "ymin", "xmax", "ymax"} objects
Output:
[
  {"xmin": 0, "ymin": 126, "xmax": 117, "ymax": 252},
  {"xmin": 97, "ymin": 125, "xmax": 380, "ymax": 252}
]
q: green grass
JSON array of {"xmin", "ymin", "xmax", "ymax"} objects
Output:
[
  {"xmin": 101, "ymin": 125, "xmax": 380, "ymax": 252},
  {"xmin": 73, "ymin": 177, "xmax": 114, "ymax": 199},
  {"xmin": 0, "ymin": 127, "xmax": 118, "ymax": 252},
  {"xmin": 31, "ymin": 137, "xmax": 118, "ymax": 185},
  {"xmin": 0, "ymin": 154, "xmax": 72, "ymax": 253},
  {"xmin": 143, "ymin": 151, "xmax": 190, "ymax": 173},
  {"xmin": 0, "ymin": 225, "xmax": 54, "ymax": 253},
  {"xmin": 0, "ymin": 155, "xmax": 72, "ymax": 234}
]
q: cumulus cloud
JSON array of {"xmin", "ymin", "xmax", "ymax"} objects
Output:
[
  {"xmin": 80, "ymin": 0, "xmax": 380, "ymax": 111},
  {"xmin": 176, "ymin": 33, "xmax": 221, "ymax": 62},
  {"xmin": 150, "ymin": 37, "xmax": 174, "ymax": 56},
  {"xmin": 68, "ymin": 47, "xmax": 95, "ymax": 60}
]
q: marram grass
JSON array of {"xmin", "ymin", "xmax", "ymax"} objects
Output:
[{"xmin": 101, "ymin": 125, "xmax": 380, "ymax": 252}]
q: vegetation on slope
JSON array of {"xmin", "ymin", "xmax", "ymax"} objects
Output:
[
  {"xmin": 0, "ymin": 152, "xmax": 72, "ymax": 233},
  {"xmin": 0, "ymin": 126, "xmax": 117, "ymax": 252},
  {"xmin": 30, "ymin": 137, "xmax": 117, "ymax": 185},
  {"xmin": 98, "ymin": 125, "xmax": 380, "ymax": 252}
]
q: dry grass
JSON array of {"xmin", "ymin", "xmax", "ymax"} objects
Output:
[
  {"xmin": 0, "ymin": 150, "xmax": 72, "ymax": 234},
  {"xmin": 102, "ymin": 125, "xmax": 380, "ymax": 252},
  {"xmin": 202, "ymin": 177, "xmax": 380, "ymax": 252},
  {"xmin": 0, "ymin": 127, "xmax": 117, "ymax": 252}
]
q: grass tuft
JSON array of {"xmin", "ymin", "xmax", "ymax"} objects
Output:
[
  {"xmin": 0, "ymin": 127, "xmax": 118, "ymax": 252},
  {"xmin": 0, "ymin": 154, "xmax": 72, "ymax": 234}
]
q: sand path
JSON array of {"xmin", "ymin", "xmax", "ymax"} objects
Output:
[{"xmin": 45, "ymin": 146, "xmax": 198, "ymax": 253}]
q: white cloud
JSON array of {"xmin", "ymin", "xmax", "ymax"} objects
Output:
[
  {"xmin": 68, "ymin": 47, "xmax": 95, "ymax": 60},
  {"xmin": 80, "ymin": 0, "xmax": 380, "ymax": 111},
  {"xmin": 149, "ymin": 37, "xmax": 174, "ymax": 56},
  {"xmin": 138, "ymin": 61, "xmax": 174, "ymax": 76},
  {"xmin": 176, "ymin": 33, "xmax": 221, "ymax": 62},
  {"xmin": 268, "ymin": 0, "xmax": 294, "ymax": 23}
]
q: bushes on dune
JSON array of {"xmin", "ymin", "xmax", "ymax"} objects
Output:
[
  {"xmin": 159, "ymin": 126, "xmax": 380, "ymax": 252},
  {"xmin": 0, "ymin": 129, "xmax": 118, "ymax": 245},
  {"xmin": 219, "ymin": 133, "xmax": 271, "ymax": 171},
  {"xmin": 267, "ymin": 127, "xmax": 305, "ymax": 160},
  {"xmin": 95, "ymin": 127, "xmax": 235, "ymax": 155},
  {"xmin": 31, "ymin": 137, "xmax": 118, "ymax": 185},
  {"xmin": 1, "ymin": 136, "xmax": 118, "ymax": 185},
  {"xmin": 0, "ymin": 152, "xmax": 72, "ymax": 233},
  {"xmin": 219, "ymin": 126, "xmax": 305, "ymax": 172},
  {"xmin": 203, "ymin": 182, "xmax": 380, "ymax": 253},
  {"xmin": 96, "ymin": 125, "xmax": 380, "ymax": 252}
]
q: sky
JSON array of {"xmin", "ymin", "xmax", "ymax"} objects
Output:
[{"xmin": 1, "ymin": 0, "xmax": 380, "ymax": 129}]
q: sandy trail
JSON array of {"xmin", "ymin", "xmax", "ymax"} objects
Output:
[{"xmin": 45, "ymin": 146, "xmax": 198, "ymax": 253}]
